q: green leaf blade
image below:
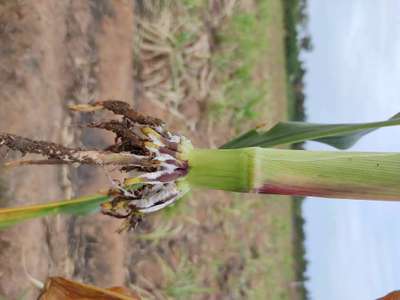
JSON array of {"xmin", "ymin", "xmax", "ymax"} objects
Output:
[
  {"xmin": 221, "ymin": 113, "xmax": 400, "ymax": 149},
  {"xmin": 0, "ymin": 194, "xmax": 109, "ymax": 229}
]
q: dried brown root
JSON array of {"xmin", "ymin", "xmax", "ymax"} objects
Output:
[
  {"xmin": 4, "ymin": 159, "xmax": 69, "ymax": 168},
  {"xmin": 0, "ymin": 100, "xmax": 170, "ymax": 170},
  {"xmin": 69, "ymin": 100, "xmax": 164, "ymax": 126},
  {"xmin": 0, "ymin": 133, "xmax": 153, "ymax": 168},
  {"xmin": 92, "ymin": 119, "xmax": 145, "ymax": 143},
  {"xmin": 0, "ymin": 132, "xmax": 81, "ymax": 158}
]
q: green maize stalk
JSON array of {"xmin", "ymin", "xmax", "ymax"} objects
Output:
[
  {"xmin": 2, "ymin": 101, "xmax": 400, "ymax": 229},
  {"xmin": 185, "ymin": 148, "xmax": 400, "ymax": 200}
]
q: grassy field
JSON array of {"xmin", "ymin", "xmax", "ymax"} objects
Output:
[
  {"xmin": 0, "ymin": 0, "xmax": 305, "ymax": 299},
  {"xmin": 132, "ymin": 0, "xmax": 300, "ymax": 299}
]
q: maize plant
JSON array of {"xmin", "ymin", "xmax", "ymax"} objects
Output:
[{"xmin": 0, "ymin": 100, "xmax": 400, "ymax": 230}]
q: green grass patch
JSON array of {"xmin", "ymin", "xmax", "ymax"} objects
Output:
[
  {"xmin": 209, "ymin": 1, "xmax": 271, "ymax": 126},
  {"xmin": 158, "ymin": 255, "xmax": 212, "ymax": 299}
]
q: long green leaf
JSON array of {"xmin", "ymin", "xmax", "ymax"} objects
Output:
[
  {"xmin": 0, "ymin": 194, "xmax": 109, "ymax": 229},
  {"xmin": 221, "ymin": 113, "xmax": 400, "ymax": 149}
]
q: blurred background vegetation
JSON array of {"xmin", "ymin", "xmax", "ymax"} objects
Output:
[
  {"xmin": 0, "ymin": 0, "xmax": 311, "ymax": 299},
  {"xmin": 136, "ymin": 0, "xmax": 311, "ymax": 298}
]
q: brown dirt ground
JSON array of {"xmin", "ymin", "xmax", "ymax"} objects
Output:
[{"xmin": 0, "ymin": 1, "xmax": 295, "ymax": 299}]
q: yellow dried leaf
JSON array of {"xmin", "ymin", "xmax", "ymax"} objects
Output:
[
  {"xmin": 378, "ymin": 290, "xmax": 400, "ymax": 300},
  {"xmin": 37, "ymin": 277, "xmax": 140, "ymax": 300}
]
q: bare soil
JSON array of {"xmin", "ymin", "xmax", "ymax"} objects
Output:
[{"xmin": 0, "ymin": 1, "xmax": 294, "ymax": 299}]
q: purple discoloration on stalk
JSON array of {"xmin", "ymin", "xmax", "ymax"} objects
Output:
[
  {"xmin": 254, "ymin": 183, "xmax": 391, "ymax": 199},
  {"xmin": 160, "ymin": 138, "xmax": 179, "ymax": 151},
  {"xmin": 165, "ymin": 159, "xmax": 181, "ymax": 167},
  {"xmin": 165, "ymin": 159, "xmax": 188, "ymax": 169},
  {"xmin": 158, "ymin": 168, "xmax": 189, "ymax": 182},
  {"xmin": 255, "ymin": 184, "xmax": 327, "ymax": 197},
  {"xmin": 159, "ymin": 146, "xmax": 177, "ymax": 157}
]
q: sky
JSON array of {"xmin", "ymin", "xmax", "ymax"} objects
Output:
[{"xmin": 302, "ymin": 1, "xmax": 400, "ymax": 299}]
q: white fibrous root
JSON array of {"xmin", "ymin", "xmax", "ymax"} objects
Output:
[{"xmin": 102, "ymin": 121, "xmax": 192, "ymax": 226}]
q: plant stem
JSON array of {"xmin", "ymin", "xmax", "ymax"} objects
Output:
[{"xmin": 186, "ymin": 148, "xmax": 400, "ymax": 200}]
